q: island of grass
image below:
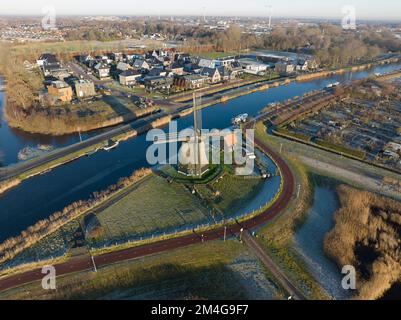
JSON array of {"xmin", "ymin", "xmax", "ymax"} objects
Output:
[
  {"xmin": 85, "ymin": 165, "xmax": 265, "ymax": 246},
  {"xmin": 0, "ymin": 163, "xmax": 270, "ymax": 273}
]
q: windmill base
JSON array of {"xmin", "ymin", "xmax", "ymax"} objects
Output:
[{"xmin": 178, "ymin": 164, "xmax": 209, "ymax": 177}]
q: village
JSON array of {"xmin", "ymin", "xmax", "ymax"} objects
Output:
[{"xmin": 34, "ymin": 49, "xmax": 318, "ymax": 107}]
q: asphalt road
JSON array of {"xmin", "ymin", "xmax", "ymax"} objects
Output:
[{"xmin": 0, "ymin": 131, "xmax": 295, "ymax": 294}]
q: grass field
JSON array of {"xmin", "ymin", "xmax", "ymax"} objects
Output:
[
  {"xmin": 87, "ymin": 175, "xmax": 212, "ymax": 243},
  {"xmin": 11, "ymin": 39, "xmax": 161, "ymax": 56},
  {"xmin": 72, "ymin": 95, "xmax": 157, "ymax": 120},
  {"xmin": 0, "ymin": 241, "xmax": 251, "ymax": 300},
  {"xmin": 196, "ymin": 171, "xmax": 263, "ymax": 217}
]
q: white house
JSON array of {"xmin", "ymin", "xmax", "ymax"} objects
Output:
[
  {"xmin": 238, "ymin": 59, "xmax": 268, "ymax": 75},
  {"xmin": 116, "ymin": 62, "xmax": 132, "ymax": 72},
  {"xmin": 275, "ymin": 62, "xmax": 295, "ymax": 75},
  {"xmin": 133, "ymin": 59, "xmax": 150, "ymax": 70},
  {"xmin": 198, "ymin": 58, "xmax": 216, "ymax": 69},
  {"xmin": 119, "ymin": 70, "xmax": 142, "ymax": 86},
  {"xmin": 94, "ymin": 63, "xmax": 110, "ymax": 79}
]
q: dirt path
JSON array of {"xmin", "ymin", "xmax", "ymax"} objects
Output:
[{"xmin": 299, "ymin": 156, "xmax": 401, "ymax": 200}]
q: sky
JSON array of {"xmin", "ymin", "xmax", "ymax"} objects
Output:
[{"xmin": 0, "ymin": 0, "xmax": 400, "ymax": 20}]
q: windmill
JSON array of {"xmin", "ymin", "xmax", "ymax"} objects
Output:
[{"xmin": 154, "ymin": 92, "xmax": 233, "ymax": 177}]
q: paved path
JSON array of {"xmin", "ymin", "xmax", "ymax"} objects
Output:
[{"xmin": 242, "ymin": 231, "xmax": 307, "ymax": 300}]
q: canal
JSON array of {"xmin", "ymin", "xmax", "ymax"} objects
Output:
[{"xmin": 0, "ymin": 63, "xmax": 400, "ymax": 242}]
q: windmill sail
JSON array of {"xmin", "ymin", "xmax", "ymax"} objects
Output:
[{"xmin": 178, "ymin": 92, "xmax": 209, "ymax": 177}]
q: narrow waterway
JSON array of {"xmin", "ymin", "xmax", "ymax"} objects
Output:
[
  {"xmin": 0, "ymin": 88, "xmax": 105, "ymax": 167},
  {"xmin": 0, "ymin": 63, "xmax": 400, "ymax": 242},
  {"xmin": 294, "ymin": 176, "xmax": 351, "ymax": 300}
]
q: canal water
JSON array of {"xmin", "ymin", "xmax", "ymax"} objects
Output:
[
  {"xmin": 294, "ymin": 176, "xmax": 351, "ymax": 300},
  {"xmin": 0, "ymin": 63, "xmax": 400, "ymax": 242}
]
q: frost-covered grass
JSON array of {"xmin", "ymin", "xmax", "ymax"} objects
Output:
[{"xmin": 0, "ymin": 220, "xmax": 81, "ymax": 271}]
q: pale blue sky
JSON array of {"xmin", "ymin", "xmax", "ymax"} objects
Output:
[{"xmin": 0, "ymin": 0, "xmax": 400, "ymax": 20}]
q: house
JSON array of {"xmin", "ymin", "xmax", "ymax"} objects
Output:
[
  {"xmin": 119, "ymin": 70, "xmax": 142, "ymax": 86},
  {"xmin": 133, "ymin": 59, "xmax": 150, "ymax": 70},
  {"xmin": 37, "ymin": 53, "xmax": 68, "ymax": 77},
  {"xmin": 184, "ymin": 63, "xmax": 202, "ymax": 74},
  {"xmin": 174, "ymin": 74, "xmax": 209, "ymax": 90},
  {"xmin": 73, "ymin": 80, "xmax": 96, "ymax": 99},
  {"xmin": 216, "ymin": 57, "xmax": 236, "ymax": 68},
  {"xmin": 144, "ymin": 76, "xmax": 173, "ymax": 92},
  {"xmin": 111, "ymin": 52, "xmax": 124, "ymax": 62},
  {"xmin": 94, "ymin": 63, "xmax": 110, "ymax": 79},
  {"xmin": 43, "ymin": 65, "xmax": 70, "ymax": 78},
  {"xmin": 147, "ymin": 67, "xmax": 167, "ymax": 77},
  {"xmin": 97, "ymin": 55, "xmax": 112, "ymax": 64},
  {"xmin": 116, "ymin": 62, "xmax": 132, "ymax": 72},
  {"xmin": 238, "ymin": 59, "xmax": 268, "ymax": 75},
  {"xmin": 81, "ymin": 54, "xmax": 94, "ymax": 65},
  {"xmin": 198, "ymin": 58, "xmax": 216, "ymax": 69},
  {"xmin": 47, "ymin": 80, "xmax": 73, "ymax": 103},
  {"xmin": 230, "ymin": 61, "xmax": 243, "ymax": 77},
  {"xmin": 37, "ymin": 53, "xmax": 60, "ymax": 68},
  {"xmin": 275, "ymin": 62, "xmax": 295, "ymax": 75},
  {"xmin": 146, "ymin": 50, "xmax": 168, "ymax": 61},
  {"xmin": 168, "ymin": 63, "xmax": 184, "ymax": 75},
  {"xmin": 217, "ymin": 67, "xmax": 232, "ymax": 82},
  {"xmin": 296, "ymin": 59, "xmax": 309, "ymax": 71},
  {"xmin": 175, "ymin": 53, "xmax": 191, "ymax": 65},
  {"xmin": 160, "ymin": 56, "xmax": 172, "ymax": 67},
  {"xmin": 200, "ymin": 67, "xmax": 221, "ymax": 83}
]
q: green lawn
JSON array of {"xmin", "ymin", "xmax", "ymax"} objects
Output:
[
  {"xmin": 88, "ymin": 175, "xmax": 211, "ymax": 242},
  {"xmin": 196, "ymin": 172, "xmax": 263, "ymax": 217}
]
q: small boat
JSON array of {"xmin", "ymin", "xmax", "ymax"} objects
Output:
[
  {"xmin": 86, "ymin": 148, "xmax": 100, "ymax": 156},
  {"xmin": 326, "ymin": 82, "xmax": 340, "ymax": 88},
  {"xmin": 103, "ymin": 140, "xmax": 119, "ymax": 151},
  {"xmin": 232, "ymin": 113, "xmax": 249, "ymax": 125}
]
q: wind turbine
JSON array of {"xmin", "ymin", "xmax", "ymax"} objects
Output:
[
  {"xmin": 266, "ymin": 4, "xmax": 273, "ymax": 30},
  {"xmin": 202, "ymin": 7, "xmax": 207, "ymax": 24}
]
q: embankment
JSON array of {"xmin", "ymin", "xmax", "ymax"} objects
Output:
[{"xmin": 296, "ymin": 57, "xmax": 401, "ymax": 82}]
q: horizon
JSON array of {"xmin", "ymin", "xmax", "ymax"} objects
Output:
[
  {"xmin": 1, "ymin": 13, "xmax": 401, "ymax": 23},
  {"xmin": 1, "ymin": 0, "xmax": 400, "ymax": 21}
]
